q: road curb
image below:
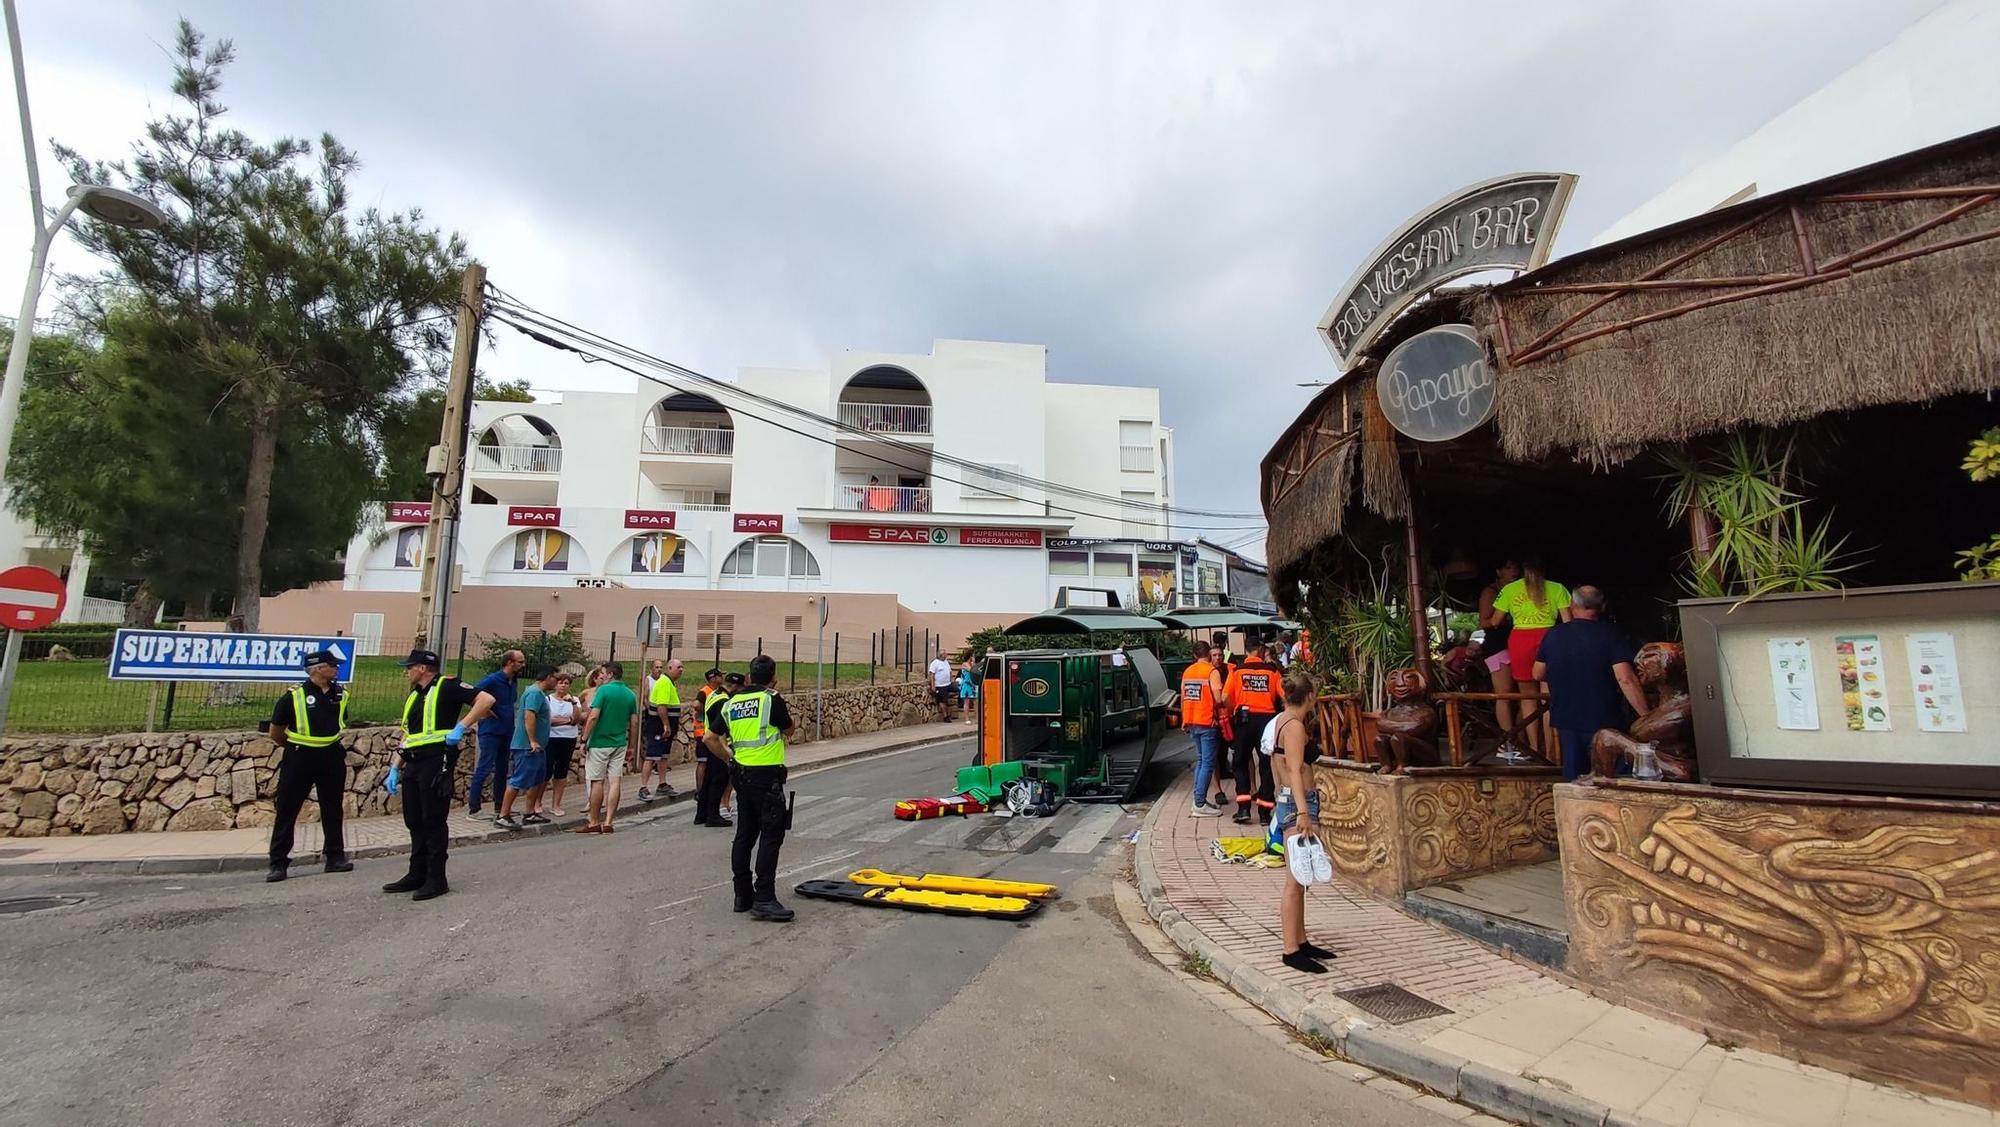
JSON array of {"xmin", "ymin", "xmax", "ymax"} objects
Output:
[
  {"xmin": 0, "ymin": 728, "xmax": 967, "ymax": 878},
  {"xmin": 1129, "ymin": 766, "xmax": 1620, "ymax": 1127}
]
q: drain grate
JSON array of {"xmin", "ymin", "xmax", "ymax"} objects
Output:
[
  {"xmin": 0, "ymin": 895, "xmax": 85, "ymax": 917},
  {"xmin": 1334, "ymin": 982, "xmax": 1452, "ymax": 1024}
]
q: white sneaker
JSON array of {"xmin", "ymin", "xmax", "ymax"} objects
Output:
[
  {"xmin": 1308, "ymin": 838, "xmax": 1334, "ymax": 883},
  {"xmin": 1286, "ymin": 834, "xmax": 1316, "ymax": 886},
  {"xmin": 1191, "ymin": 803, "xmax": 1223, "ymax": 818}
]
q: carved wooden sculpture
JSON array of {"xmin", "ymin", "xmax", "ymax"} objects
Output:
[
  {"xmin": 1589, "ymin": 642, "xmax": 1697, "ymax": 782},
  {"xmin": 1374, "ymin": 666, "xmax": 1441, "ymax": 774}
]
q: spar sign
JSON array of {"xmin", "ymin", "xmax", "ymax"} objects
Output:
[
  {"xmin": 109, "ymin": 630, "xmax": 358, "ymax": 683},
  {"xmin": 828, "ymin": 523, "xmax": 1043, "ymax": 548}
]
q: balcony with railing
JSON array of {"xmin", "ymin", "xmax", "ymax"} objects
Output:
[
  {"xmin": 837, "ymin": 401, "xmax": 932, "ymax": 436},
  {"xmin": 836, "ymin": 484, "xmax": 932, "ymax": 513},
  {"xmin": 660, "ymin": 489, "xmax": 731, "ymax": 512},
  {"xmin": 642, "ymin": 425, "xmax": 735, "ymax": 457},
  {"xmin": 473, "ymin": 444, "xmax": 563, "ymax": 474}
]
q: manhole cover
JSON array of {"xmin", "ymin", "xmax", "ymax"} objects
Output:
[
  {"xmin": 0, "ymin": 895, "xmax": 86, "ymax": 917},
  {"xmin": 1335, "ymin": 982, "xmax": 1452, "ymax": 1024}
]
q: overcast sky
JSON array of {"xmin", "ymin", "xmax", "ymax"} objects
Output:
[{"xmin": 3, "ymin": 0, "xmax": 1943, "ymax": 553}]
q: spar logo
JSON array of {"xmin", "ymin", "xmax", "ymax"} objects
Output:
[{"xmin": 929, "ymin": 527, "xmax": 949, "ymax": 544}]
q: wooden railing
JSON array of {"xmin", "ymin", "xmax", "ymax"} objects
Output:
[
  {"xmin": 1434, "ymin": 691, "xmax": 1553, "ymax": 767},
  {"xmin": 1312, "ymin": 692, "xmax": 1367, "ymax": 761}
]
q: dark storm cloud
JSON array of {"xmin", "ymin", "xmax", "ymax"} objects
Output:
[{"xmin": 10, "ymin": 1, "xmax": 1941, "ymax": 542}]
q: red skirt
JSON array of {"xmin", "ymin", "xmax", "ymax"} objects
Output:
[{"xmin": 1508, "ymin": 626, "xmax": 1551, "ymax": 674}]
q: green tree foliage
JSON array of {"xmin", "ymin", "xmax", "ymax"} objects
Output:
[
  {"xmin": 1957, "ymin": 427, "xmax": 2000, "ymax": 580},
  {"xmin": 481, "ymin": 625, "xmax": 593, "ymax": 672},
  {"xmin": 377, "ymin": 378, "xmax": 533, "ymax": 503},
  {"xmin": 27, "ymin": 21, "xmax": 468, "ymax": 629}
]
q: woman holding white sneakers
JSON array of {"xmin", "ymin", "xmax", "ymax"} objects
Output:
[{"xmin": 1271, "ymin": 669, "xmax": 1337, "ymax": 974}]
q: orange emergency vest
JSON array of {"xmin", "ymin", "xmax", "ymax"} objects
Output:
[
  {"xmin": 1179, "ymin": 660, "xmax": 1223, "ymax": 728},
  {"xmin": 1225, "ymin": 661, "xmax": 1283, "ymax": 715},
  {"xmin": 693, "ymin": 685, "xmax": 717, "ymax": 738}
]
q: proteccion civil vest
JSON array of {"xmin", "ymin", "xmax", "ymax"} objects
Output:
[
  {"xmin": 693, "ymin": 685, "xmax": 715, "ymax": 738},
  {"xmin": 287, "ymin": 684, "xmax": 348, "ymax": 747},
  {"xmin": 401, "ymin": 683, "xmax": 452, "ymax": 749},
  {"xmin": 723, "ymin": 688, "xmax": 786, "ymax": 767},
  {"xmin": 1225, "ymin": 662, "xmax": 1283, "ymax": 715},
  {"xmin": 1179, "ymin": 660, "xmax": 1221, "ymax": 728}
]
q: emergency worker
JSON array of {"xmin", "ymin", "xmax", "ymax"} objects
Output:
[
  {"xmin": 704, "ymin": 656, "xmax": 797, "ymax": 921},
  {"xmin": 1180, "ymin": 640, "xmax": 1229, "ymax": 817},
  {"xmin": 384, "ymin": 648, "xmax": 498, "ymax": 901},
  {"xmin": 692, "ymin": 668, "xmax": 733, "ymax": 827},
  {"xmin": 265, "ymin": 648, "xmax": 352, "ymax": 882},
  {"xmin": 1224, "ymin": 644, "xmax": 1285, "ymax": 824}
]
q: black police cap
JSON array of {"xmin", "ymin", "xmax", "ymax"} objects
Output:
[
  {"xmin": 302, "ymin": 648, "xmax": 342, "ymax": 669},
  {"xmin": 399, "ymin": 648, "xmax": 442, "ymax": 669}
]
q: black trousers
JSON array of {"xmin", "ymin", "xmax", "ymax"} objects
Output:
[
  {"xmin": 399, "ymin": 753, "xmax": 454, "ymax": 887},
  {"xmin": 1231, "ymin": 711, "xmax": 1274, "ymax": 808},
  {"xmin": 269, "ymin": 745, "xmax": 347, "ymax": 865},
  {"xmin": 730, "ymin": 764, "xmax": 788, "ymax": 901},
  {"xmin": 696, "ymin": 751, "xmax": 730, "ymax": 823}
]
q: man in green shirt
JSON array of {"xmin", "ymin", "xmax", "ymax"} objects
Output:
[
  {"xmin": 639, "ymin": 657, "xmax": 684, "ymax": 802},
  {"xmin": 577, "ymin": 661, "xmax": 640, "ymax": 833}
]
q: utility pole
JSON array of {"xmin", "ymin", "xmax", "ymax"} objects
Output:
[{"xmin": 415, "ymin": 262, "xmax": 485, "ymax": 649}]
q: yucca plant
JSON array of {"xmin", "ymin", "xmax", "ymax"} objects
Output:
[{"xmin": 1656, "ymin": 432, "xmax": 1859, "ymax": 607}]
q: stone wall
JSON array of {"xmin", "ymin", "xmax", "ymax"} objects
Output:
[
  {"xmin": 1557, "ymin": 780, "xmax": 2000, "ymax": 1110},
  {"xmin": 1309, "ymin": 761, "xmax": 1561, "ymax": 899},
  {"xmin": 0, "ymin": 680, "xmax": 940, "ymax": 837}
]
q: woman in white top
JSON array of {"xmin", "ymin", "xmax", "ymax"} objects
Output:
[{"xmin": 542, "ymin": 672, "xmax": 582, "ymax": 817}]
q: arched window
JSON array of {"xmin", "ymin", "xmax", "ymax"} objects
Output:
[
  {"xmin": 720, "ymin": 536, "xmax": 821, "ymax": 579},
  {"xmin": 512, "ymin": 529, "xmax": 571, "ymax": 572},
  {"xmin": 628, "ymin": 533, "xmax": 688, "ymax": 575}
]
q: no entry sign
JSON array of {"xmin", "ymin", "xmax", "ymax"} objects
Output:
[{"xmin": 0, "ymin": 566, "xmax": 66, "ymax": 631}]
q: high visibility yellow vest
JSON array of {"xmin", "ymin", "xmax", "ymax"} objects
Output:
[
  {"xmin": 401, "ymin": 684, "xmax": 451, "ymax": 748},
  {"xmin": 723, "ymin": 688, "xmax": 786, "ymax": 767},
  {"xmin": 287, "ymin": 684, "xmax": 347, "ymax": 747}
]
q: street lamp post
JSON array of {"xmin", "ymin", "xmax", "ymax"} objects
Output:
[{"xmin": 0, "ymin": 0, "xmax": 167, "ymax": 486}]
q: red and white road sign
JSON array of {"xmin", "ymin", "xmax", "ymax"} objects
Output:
[{"xmin": 0, "ymin": 566, "xmax": 66, "ymax": 631}]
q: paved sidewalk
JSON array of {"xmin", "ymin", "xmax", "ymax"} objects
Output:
[
  {"xmin": 0, "ymin": 721, "xmax": 971, "ymax": 875},
  {"xmin": 1135, "ymin": 769, "xmax": 1996, "ymax": 1127}
]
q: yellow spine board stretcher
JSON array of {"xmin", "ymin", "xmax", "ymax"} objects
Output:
[
  {"xmin": 846, "ymin": 868, "xmax": 1060, "ymax": 900},
  {"xmin": 794, "ymin": 879, "xmax": 1045, "ymax": 920}
]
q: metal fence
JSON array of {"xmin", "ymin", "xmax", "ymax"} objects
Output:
[{"xmin": 0, "ymin": 624, "xmax": 960, "ymax": 736}]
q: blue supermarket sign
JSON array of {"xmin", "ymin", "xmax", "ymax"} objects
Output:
[{"xmin": 108, "ymin": 630, "xmax": 357, "ymax": 683}]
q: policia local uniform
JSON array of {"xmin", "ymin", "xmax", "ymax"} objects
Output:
[
  {"xmin": 707, "ymin": 679, "xmax": 795, "ymax": 920},
  {"xmin": 387, "ymin": 649, "xmax": 491, "ymax": 901},
  {"xmin": 266, "ymin": 649, "xmax": 353, "ymax": 881}
]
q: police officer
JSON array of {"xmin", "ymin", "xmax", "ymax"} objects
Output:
[
  {"xmin": 384, "ymin": 648, "xmax": 497, "ymax": 902},
  {"xmin": 266, "ymin": 648, "xmax": 353, "ymax": 882},
  {"xmin": 691, "ymin": 667, "xmax": 732, "ymax": 827},
  {"xmin": 703, "ymin": 657, "xmax": 796, "ymax": 921}
]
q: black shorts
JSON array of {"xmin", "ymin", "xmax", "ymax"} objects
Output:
[
  {"xmin": 933, "ymin": 685, "xmax": 955, "ymax": 704},
  {"xmin": 545, "ymin": 736, "xmax": 578, "ymax": 780}
]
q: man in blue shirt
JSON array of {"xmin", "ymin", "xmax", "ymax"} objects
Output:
[
  {"xmin": 469, "ymin": 649, "xmax": 525, "ymax": 816},
  {"xmin": 496, "ymin": 664, "xmax": 558, "ymax": 830},
  {"xmin": 1533, "ymin": 587, "xmax": 1650, "ymax": 780}
]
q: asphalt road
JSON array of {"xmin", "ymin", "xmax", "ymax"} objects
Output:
[{"xmin": 0, "ymin": 734, "xmax": 1454, "ymax": 1127}]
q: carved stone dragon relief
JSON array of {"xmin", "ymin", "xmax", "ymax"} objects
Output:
[
  {"xmin": 1570, "ymin": 798, "xmax": 2000, "ymax": 1082},
  {"xmin": 1404, "ymin": 779, "xmax": 1558, "ymax": 886},
  {"xmin": 1310, "ymin": 765, "xmax": 1393, "ymax": 881}
]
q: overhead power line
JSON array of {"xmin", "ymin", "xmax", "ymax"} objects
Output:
[
  {"xmin": 484, "ymin": 306, "xmax": 1270, "ymax": 533},
  {"xmin": 482, "ymin": 288, "xmax": 1268, "ymax": 522}
]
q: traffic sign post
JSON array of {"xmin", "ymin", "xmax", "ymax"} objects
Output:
[{"xmin": 0, "ymin": 565, "xmax": 70, "ymax": 738}]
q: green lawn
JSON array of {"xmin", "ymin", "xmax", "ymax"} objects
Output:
[{"xmin": 0, "ymin": 657, "xmax": 912, "ymax": 735}]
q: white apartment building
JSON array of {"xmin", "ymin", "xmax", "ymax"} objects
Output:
[{"xmin": 265, "ymin": 338, "xmax": 1199, "ymax": 651}]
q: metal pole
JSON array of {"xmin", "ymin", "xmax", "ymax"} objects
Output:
[
  {"xmin": 814, "ymin": 604, "xmax": 825, "ymax": 742},
  {"xmin": 790, "ymin": 634, "xmax": 797, "ymax": 692},
  {"xmin": 0, "ymin": 629, "xmax": 20, "ymax": 737},
  {"xmin": 609, "ymin": 631, "xmax": 618, "ymax": 667},
  {"xmin": 417, "ymin": 262, "xmax": 486, "ymax": 648},
  {"xmin": 713, "ymin": 633, "xmax": 721, "ymax": 670},
  {"xmin": 756, "ymin": 635, "xmax": 762, "ymax": 658},
  {"xmin": 869, "ymin": 633, "xmax": 876, "ymax": 686},
  {"xmin": 455, "ymin": 626, "xmax": 468, "ymax": 679},
  {"xmin": 161, "ymin": 680, "xmax": 178, "ymax": 731},
  {"xmin": 832, "ymin": 633, "xmax": 839, "ymax": 690}
]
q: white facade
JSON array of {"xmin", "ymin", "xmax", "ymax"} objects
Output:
[
  {"xmin": 0, "ymin": 513, "xmax": 103, "ymax": 624},
  {"xmin": 341, "ymin": 339, "xmax": 1180, "ymax": 618},
  {"xmin": 1594, "ymin": 0, "xmax": 2000, "ymax": 245}
]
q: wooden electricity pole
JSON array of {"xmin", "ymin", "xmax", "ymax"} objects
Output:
[{"xmin": 415, "ymin": 262, "xmax": 486, "ymax": 650}]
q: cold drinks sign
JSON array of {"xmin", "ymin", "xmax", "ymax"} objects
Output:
[{"xmin": 1375, "ymin": 324, "xmax": 1496, "ymax": 442}]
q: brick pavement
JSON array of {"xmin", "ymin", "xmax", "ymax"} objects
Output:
[
  {"xmin": 1139, "ymin": 769, "xmax": 1998, "ymax": 1127},
  {"xmin": 0, "ymin": 721, "xmax": 970, "ymax": 874}
]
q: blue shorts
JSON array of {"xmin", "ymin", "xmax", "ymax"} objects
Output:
[
  {"xmin": 507, "ymin": 749, "xmax": 547, "ymax": 791},
  {"xmin": 1267, "ymin": 788, "xmax": 1322, "ymax": 855}
]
